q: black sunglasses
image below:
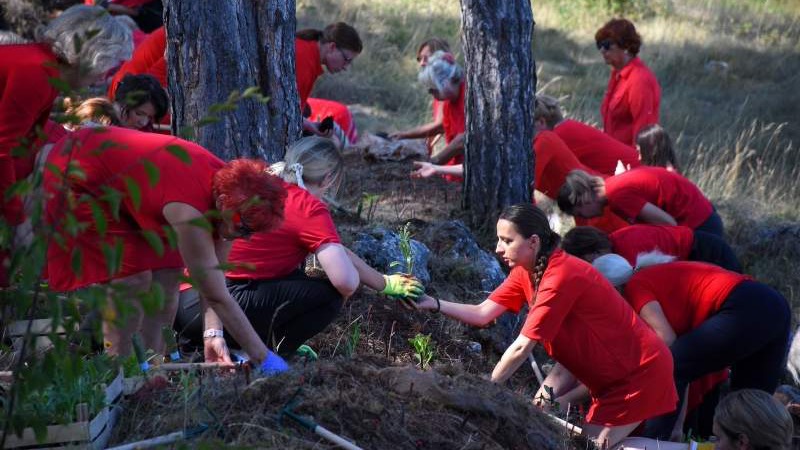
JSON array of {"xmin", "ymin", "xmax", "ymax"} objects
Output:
[
  {"xmin": 596, "ymin": 40, "xmax": 615, "ymax": 51},
  {"xmin": 232, "ymin": 212, "xmax": 255, "ymax": 239}
]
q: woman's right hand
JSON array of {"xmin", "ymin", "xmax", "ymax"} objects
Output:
[
  {"xmin": 411, "ymin": 161, "xmax": 439, "ymax": 178},
  {"xmin": 204, "ymin": 336, "xmax": 234, "ymax": 365}
]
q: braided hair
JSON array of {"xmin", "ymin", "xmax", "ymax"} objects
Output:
[{"xmin": 498, "ymin": 204, "xmax": 561, "ymax": 294}]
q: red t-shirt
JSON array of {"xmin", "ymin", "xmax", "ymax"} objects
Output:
[
  {"xmin": 601, "ymin": 57, "xmax": 661, "ymax": 147},
  {"xmin": 44, "ymin": 126, "xmax": 222, "ymax": 291},
  {"xmin": 533, "ymin": 131, "xmax": 587, "ymax": 199},
  {"xmin": 307, "ymin": 97, "xmax": 358, "ymax": 143},
  {"xmin": 0, "ymin": 44, "xmax": 60, "ymax": 224},
  {"xmin": 439, "ymin": 81, "xmax": 466, "ymax": 182},
  {"xmin": 489, "ymin": 250, "xmax": 677, "ymax": 425},
  {"xmin": 109, "ymin": 26, "xmax": 167, "ymax": 99},
  {"xmin": 227, "ymin": 183, "xmax": 340, "ymax": 280},
  {"xmin": 553, "ymin": 119, "xmax": 641, "ymax": 176},
  {"xmin": 624, "ymin": 261, "xmax": 750, "ymax": 334},
  {"xmin": 605, "ymin": 166, "xmax": 713, "ymax": 229},
  {"xmin": 295, "ymin": 38, "xmax": 324, "ymax": 111},
  {"xmin": 609, "ymin": 224, "xmax": 694, "ymax": 266},
  {"xmin": 44, "ymin": 120, "xmax": 70, "ymax": 146}
]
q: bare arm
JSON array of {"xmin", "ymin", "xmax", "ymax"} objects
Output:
[
  {"xmin": 639, "ymin": 301, "xmax": 677, "ymax": 346},
  {"xmin": 316, "ymin": 242, "xmax": 360, "ymax": 298},
  {"xmin": 344, "ymin": 247, "xmax": 385, "ymax": 291},
  {"xmin": 162, "ymin": 202, "xmax": 268, "ymax": 364},
  {"xmin": 410, "ymin": 161, "xmax": 463, "ymax": 179},
  {"xmin": 430, "ymin": 133, "xmax": 465, "ymax": 165},
  {"xmin": 390, "ymin": 120, "xmax": 444, "ymax": 140},
  {"xmin": 492, "ymin": 334, "xmax": 537, "ymax": 383},
  {"xmin": 637, "ymin": 202, "xmax": 678, "ymax": 226},
  {"xmin": 417, "ymin": 295, "xmax": 507, "ymax": 327}
]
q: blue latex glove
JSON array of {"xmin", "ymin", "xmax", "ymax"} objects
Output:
[{"xmin": 259, "ymin": 349, "xmax": 289, "ymax": 375}]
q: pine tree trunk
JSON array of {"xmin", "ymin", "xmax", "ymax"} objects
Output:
[
  {"xmin": 460, "ymin": 0, "xmax": 536, "ymax": 231},
  {"xmin": 163, "ymin": 1, "xmax": 300, "ymax": 162}
]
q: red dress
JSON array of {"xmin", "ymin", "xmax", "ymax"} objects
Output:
[
  {"xmin": 533, "ymin": 131, "xmax": 588, "ymax": 199},
  {"xmin": 227, "ymin": 183, "xmax": 340, "ymax": 280},
  {"xmin": 609, "ymin": 224, "xmax": 694, "ymax": 266},
  {"xmin": 439, "ymin": 81, "xmax": 466, "ymax": 182},
  {"xmin": 605, "ymin": 166, "xmax": 713, "ymax": 229},
  {"xmin": 44, "ymin": 127, "xmax": 223, "ymax": 291},
  {"xmin": 490, "ymin": 250, "xmax": 677, "ymax": 426},
  {"xmin": 295, "ymin": 38, "xmax": 324, "ymax": 112},
  {"xmin": 0, "ymin": 44, "xmax": 60, "ymax": 224},
  {"xmin": 553, "ymin": 119, "xmax": 641, "ymax": 176},
  {"xmin": 601, "ymin": 57, "xmax": 661, "ymax": 147}
]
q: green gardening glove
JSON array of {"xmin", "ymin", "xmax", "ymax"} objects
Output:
[{"xmin": 381, "ymin": 274, "xmax": 424, "ymax": 300}]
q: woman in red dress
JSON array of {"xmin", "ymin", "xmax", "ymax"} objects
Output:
[
  {"xmin": 44, "ymin": 126, "xmax": 288, "ymax": 373},
  {"xmin": 414, "ymin": 204, "xmax": 677, "ymax": 447},
  {"xmin": 596, "ymin": 19, "xmax": 661, "ymax": 147}
]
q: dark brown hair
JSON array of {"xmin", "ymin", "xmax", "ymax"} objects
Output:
[
  {"xmin": 595, "ymin": 18, "xmax": 642, "ymax": 56},
  {"xmin": 416, "ymin": 37, "xmax": 450, "ymax": 61},
  {"xmin": 296, "ymin": 22, "xmax": 363, "ymax": 53},
  {"xmin": 562, "ymin": 226, "xmax": 612, "ymax": 260},
  {"xmin": 498, "ymin": 204, "xmax": 561, "ymax": 292},
  {"xmin": 114, "ymin": 74, "xmax": 169, "ymax": 122},
  {"xmin": 636, "ymin": 124, "xmax": 680, "ymax": 172}
]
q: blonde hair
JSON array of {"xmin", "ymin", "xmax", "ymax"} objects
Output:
[
  {"xmin": 534, "ymin": 95, "xmax": 564, "ymax": 129},
  {"xmin": 714, "ymin": 389, "xmax": 793, "ymax": 450},
  {"xmin": 37, "ymin": 5, "xmax": 133, "ymax": 78},
  {"xmin": 63, "ymin": 97, "xmax": 120, "ymax": 128},
  {"xmin": 556, "ymin": 169, "xmax": 605, "ymax": 215},
  {"xmin": 418, "ymin": 50, "xmax": 463, "ymax": 94},
  {"xmin": 270, "ymin": 137, "xmax": 344, "ymax": 196}
]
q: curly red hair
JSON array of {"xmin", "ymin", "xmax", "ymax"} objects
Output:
[
  {"xmin": 212, "ymin": 159, "xmax": 286, "ymax": 233},
  {"xmin": 595, "ymin": 18, "xmax": 642, "ymax": 56}
]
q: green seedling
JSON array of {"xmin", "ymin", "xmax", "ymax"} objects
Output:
[
  {"xmin": 345, "ymin": 318, "xmax": 362, "ymax": 357},
  {"xmin": 390, "ymin": 222, "xmax": 415, "ymax": 275},
  {"xmin": 408, "ymin": 333, "xmax": 434, "ymax": 370},
  {"xmin": 356, "ymin": 192, "xmax": 380, "ymax": 222}
]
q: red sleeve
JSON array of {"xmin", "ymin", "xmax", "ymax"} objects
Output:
[
  {"xmin": 520, "ymin": 264, "xmax": 582, "ymax": 342},
  {"xmin": 297, "ymin": 201, "xmax": 340, "ymax": 253},
  {"xmin": 627, "ymin": 72, "xmax": 660, "ymax": 143},
  {"xmin": 0, "ymin": 62, "xmax": 56, "ymax": 223},
  {"xmin": 109, "ymin": 27, "xmax": 166, "ymax": 98},
  {"xmin": 606, "ymin": 177, "xmax": 648, "ymax": 223},
  {"xmin": 488, "ymin": 267, "xmax": 528, "ymax": 313},
  {"xmin": 622, "ymin": 276, "xmax": 657, "ymax": 314}
]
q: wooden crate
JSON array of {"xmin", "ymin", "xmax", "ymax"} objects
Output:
[
  {"xmin": 5, "ymin": 319, "xmax": 76, "ymax": 354},
  {"xmin": 4, "ymin": 368, "xmax": 124, "ymax": 449}
]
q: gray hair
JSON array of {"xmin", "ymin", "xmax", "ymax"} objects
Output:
[
  {"xmin": 418, "ymin": 50, "xmax": 463, "ymax": 94},
  {"xmin": 36, "ymin": 5, "xmax": 133, "ymax": 78},
  {"xmin": 0, "ymin": 30, "xmax": 30, "ymax": 45}
]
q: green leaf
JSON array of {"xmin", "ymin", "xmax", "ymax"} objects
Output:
[
  {"xmin": 242, "ymin": 86, "xmax": 261, "ymax": 98},
  {"xmin": 140, "ymin": 282, "xmax": 165, "ymax": 315},
  {"xmin": 48, "ymin": 77, "xmax": 72, "ymax": 94},
  {"xmin": 71, "ymin": 247, "xmax": 83, "ymax": 277},
  {"xmin": 101, "ymin": 239, "xmax": 123, "ymax": 277},
  {"xmin": 166, "ymin": 144, "xmax": 191, "ymax": 165},
  {"xmin": 196, "ymin": 116, "xmax": 221, "ymax": 128},
  {"xmin": 89, "ymin": 199, "xmax": 108, "ymax": 237},
  {"xmin": 124, "ymin": 176, "xmax": 141, "ymax": 211},
  {"xmin": 142, "ymin": 160, "xmax": 160, "ymax": 187},
  {"xmin": 187, "ymin": 216, "xmax": 213, "ymax": 233},
  {"xmin": 162, "ymin": 225, "xmax": 178, "ymax": 250},
  {"xmin": 100, "ymin": 186, "xmax": 123, "ymax": 221},
  {"xmin": 141, "ymin": 230, "xmax": 164, "ymax": 257}
]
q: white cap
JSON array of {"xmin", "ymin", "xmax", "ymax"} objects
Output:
[{"xmin": 592, "ymin": 253, "xmax": 633, "ymax": 287}]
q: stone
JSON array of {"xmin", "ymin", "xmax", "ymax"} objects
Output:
[
  {"xmin": 350, "ymin": 227, "xmax": 431, "ymax": 285},
  {"xmin": 353, "ymin": 132, "xmax": 427, "ymax": 162}
]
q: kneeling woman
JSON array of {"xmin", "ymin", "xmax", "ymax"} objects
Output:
[
  {"xmin": 592, "ymin": 255, "xmax": 791, "ymax": 439},
  {"xmin": 176, "ymin": 137, "xmax": 422, "ymax": 357},
  {"xmin": 414, "ymin": 204, "xmax": 677, "ymax": 447}
]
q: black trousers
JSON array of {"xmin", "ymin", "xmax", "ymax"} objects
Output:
[
  {"xmin": 174, "ymin": 270, "xmax": 343, "ymax": 357},
  {"xmin": 689, "ymin": 230, "xmax": 742, "ymax": 273},
  {"xmin": 694, "ymin": 208, "xmax": 724, "ymax": 238},
  {"xmin": 643, "ymin": 281, "xmax": 791, "ymax": 438}
]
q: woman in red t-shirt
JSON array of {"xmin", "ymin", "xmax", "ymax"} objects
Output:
[
  {"xmin": 562, "ymin": 224, "xmax": 741, "ymax": 272},
  {"xmin": 295, "ymin": 23, "xmax": 362, "ymax": 139},
  {"xmin": 534, "ymin": 94, "xmax": 641, "ymax": 177},
  {"xmin": 592, "ymin": 255, "xmax": 791, "ymax": 440},
  {"xmin": 112, "ymin": 74, "xmax": 168, "ymax": 132},
  {"xmin": 175, "ymin": 137, "xmax": 423, "ymax": 358},
  {"xmin": 413, "ymin": 204, "xmax": 676, "ymax": 447},
  {"xmin": 595, "ymin": 19, "xmax": 661, "ymax": 147},
  {"xmin": 390, "ymin": 38, "xmax": 451, "ymax": 154},
  {"xmin": 44, "ymin": 126, "xmax": 288, "ymax": 374},
  {"xmin": 557, "ymin": 167, "xmax": 724, "ymax": 237},
  {"xmin": 636, "ymin": 124, "xmax": 681, "ymax": 173}
]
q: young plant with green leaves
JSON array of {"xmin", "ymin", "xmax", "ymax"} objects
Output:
[
  {"xmin": 390, "ymin": 222, "xmax": 415, "ymax": 275},
  {"xmin": 408, "ymin": 333, "xmax": 434, "ymax": 370}
]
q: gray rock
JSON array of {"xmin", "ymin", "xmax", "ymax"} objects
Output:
[
  {"xmin": 350, "ymin": 227, "xmax": 431, "ymax": 285},
  {"xmin": 420, "ymin": 220, "xmax": 506, "ymax": 292}
]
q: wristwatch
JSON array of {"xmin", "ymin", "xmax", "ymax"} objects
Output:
[{"xmin": 203, "ymin": 329, "xmax": 224, "ymax": 339}]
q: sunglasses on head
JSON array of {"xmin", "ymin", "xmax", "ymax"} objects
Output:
[
  {"xmin": 232, "ymin": 211, "xmax": 255, "ymax": 239},
  {"xmin": 596, "ymin": 40, "xmax": 615, "ymax": 51}
]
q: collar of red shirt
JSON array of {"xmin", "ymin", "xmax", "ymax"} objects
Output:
[{"xmin": 613, "ymin": 56, "xmax": 643, "ymax": 80}]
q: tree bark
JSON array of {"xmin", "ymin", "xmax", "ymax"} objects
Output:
[
  {"xmin": 164, "ymin": 1, "xmax": 300, "ymax": 162},
  {"xmin": 460, "ymin": 0, "xmax": 536, "ymax": 231}
]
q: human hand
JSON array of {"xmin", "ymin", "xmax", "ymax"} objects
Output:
[
  {"xmin": 388, "ymin": 131, "xmax": 404, "ymax": 140},
  {"xmin": 259, "ymin": 349, "xmax": 289, "ymax": 375},
  {"xmin": 411, "ymin": 161, "xmax": 439, "ymax": 178},
  {"xmin": 381, "ymin": 274, "xmax": 424, "ymax": 300},
  {"xmin": 414, "ymin": 294, "xmax": 441, "ymax": 312},
  {"xmin": 204, "ymin": 336, "xmax": 233, "ymax": 365}
]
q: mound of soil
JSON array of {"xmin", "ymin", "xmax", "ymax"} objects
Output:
[{"xmin": 110, "ymin": 356, "xmax": 577, "ymax": 449}]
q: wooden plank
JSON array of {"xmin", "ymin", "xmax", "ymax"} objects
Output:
[{"xmin": 6, "ymin": 319, "xmax": 66, "ymax": 336}]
